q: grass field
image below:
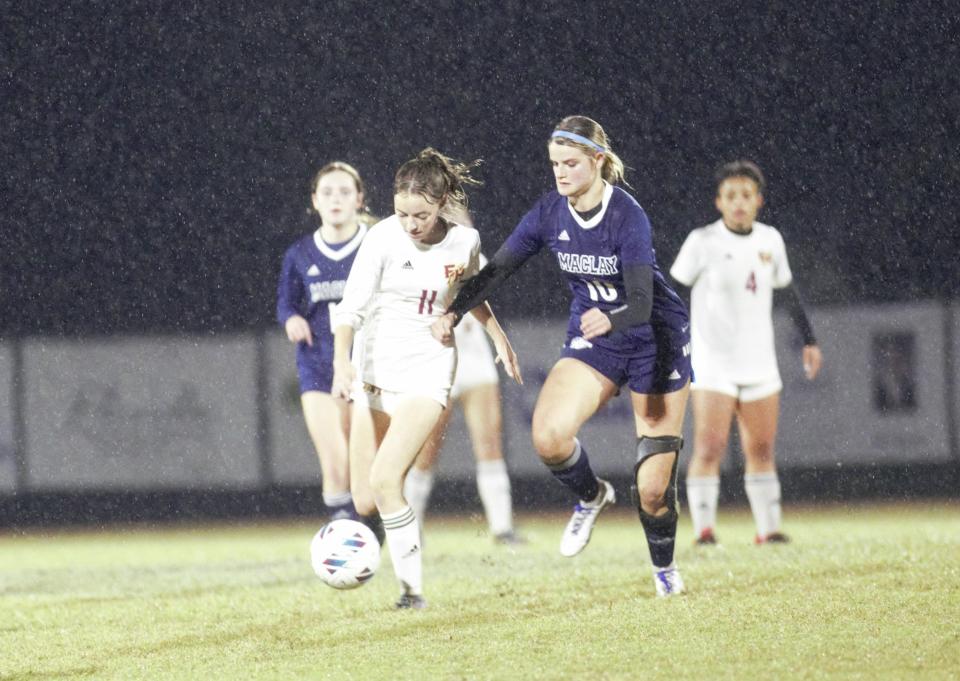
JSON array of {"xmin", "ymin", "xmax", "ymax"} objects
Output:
[{"xmin": 1, "ymin": 501, "xmax": 958, "ymax": 680}]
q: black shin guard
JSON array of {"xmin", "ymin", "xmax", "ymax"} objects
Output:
[
  {"xmin": 638, "ymin": 506, "xmax": 679, "ymax": 568},
  {"xmin": 632, "ymin": 435, "xmax": 683, "ymax": 568}
]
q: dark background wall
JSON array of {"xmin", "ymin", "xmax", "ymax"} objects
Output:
[{"xmin": 5, "ymin": 1, "xmax": 958, "ymax": 337}]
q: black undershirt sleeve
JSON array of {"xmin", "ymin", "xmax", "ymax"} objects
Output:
[
  {"xmin": 448, "ymin": 244, "xmax": 528, "ymax": 323},
  {"xmin": 607, "ymin": 263, "xmax": 654, "ymax": 333},
  {"xmin": 775, "ymin": 283, "xmax": 817, "ymax": 345}
]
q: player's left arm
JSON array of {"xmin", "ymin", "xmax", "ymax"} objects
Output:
[
  {"xmin": 775, "ymin": 284, "xmax": 822, "ymax": 380},
  {"xmin": 581, "ymin": 206, "xmax": 655, "ymax": 340},
  {"xmin": 469, "ymin": 302, "xmax": 522, "ymax": 385},
  {"xmin": 580, "ymin": 263, "xmax": 654, "ymax": 339},
  {"xmin": 772, "ymin": 230, "xmax": 821, "ymax": 380}
]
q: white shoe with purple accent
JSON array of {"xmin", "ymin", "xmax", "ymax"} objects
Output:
[
  {"xmin": 653, "ymin": 564, "xmax": 685, "ymax": 597},
  {"xmin": 559, "ymin": 479, "xmax": 616, "ymax": 557}
]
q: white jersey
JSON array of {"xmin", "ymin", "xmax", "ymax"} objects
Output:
[
  {"xmin": 333, "ymin": 215, "xmax": 482, "ymax": 401},
  {"xmin": 670, "ymin": 219, "xmax": 792, "ymax": 384}
]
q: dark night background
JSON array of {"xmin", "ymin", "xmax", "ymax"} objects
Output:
[{"xmin": 4, "ymin": 1, "xmax": 958, "ymax": 337}]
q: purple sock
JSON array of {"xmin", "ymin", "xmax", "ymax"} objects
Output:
[{"xmin": 547, "ymin": 439, "xmax": 600, "ymax": 502}]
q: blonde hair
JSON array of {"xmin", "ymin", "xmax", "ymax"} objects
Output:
[
  {"xmin": 550, "ymin": 116, "xmax": 627, "ymax": 186},
  {"xmin": 394, "ymin": 148, "xmax": 482, "ymax": 223},
  {"xmin": 310, "ymin": 161, "xmax": 373, "ymax": 220}
]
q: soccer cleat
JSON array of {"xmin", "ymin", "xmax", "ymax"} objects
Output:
[
  {"xmin": 694, "ymin": 528, "xmax": 718, "ymax": 546},
  {"xmin": 756, "ymin": 531, "xmax": 791, "ymax": 545},
  {"xmin": 394, "ymin": 594, "xmax": 428, "ymax": 610},
  {"xmin": 328, "ymin": 508, "xmax": 357, "ymax": 522},
  {"xmin": 653, "ymin": 565, "xmax": 686, "ymax": 597},
  {"xmin": 559, "ymin": 479, "xmax": 615, "ymax": 557},
  {"xmin": 493, "ymin": 530, "xmax": 527, "ymax": 546}
]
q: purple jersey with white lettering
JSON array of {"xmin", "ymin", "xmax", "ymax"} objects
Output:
[
  {"xmin": 504, "ymin": 185, "xmax": 688, "ymax": 356},
  {"xmin": 276, "ymin": 226, "xmax": 366, "ymax": 391}
]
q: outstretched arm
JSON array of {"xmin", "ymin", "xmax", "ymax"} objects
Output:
[
  {"xmin": 449, "ymin": 245, "xmax": 528, "ymax": 322},
  {"xmin": 432, "ymin": 245, "xmax": 528, "ymax": 344}
]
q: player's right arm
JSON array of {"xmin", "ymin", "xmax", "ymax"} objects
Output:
[
  {"xmin": 330, "ymin": 226, "xmax": 386, "ymax": 398},
  {"xmin": 277, "ymin": 245, "xmax": 313, "ymax": 346},
  {"xmin": 331, "ymin": 324, "xmax": 355, "ymax": 399},
  {"xmin": 432, "ymin": 204, "xmax": 546, "ymax": 343},
  {"xmin": 669, "ymin": 229, "xmax": 704, "ymax": 289}
]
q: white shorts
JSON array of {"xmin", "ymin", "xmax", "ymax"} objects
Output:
[
  {"xmin": 450, "ymin": 316, "xmax": 499, "ymax": 401},
  {"xmin": 350, "ymin": 381, "xmax": 449, "ymax": 415},
  {"xmin": 691, "ymin": 375, "xmax": 782, "ymax": 403},
  {"xmin": 450, "ymin": 352, "xmax": 499, "ymax": 401}
]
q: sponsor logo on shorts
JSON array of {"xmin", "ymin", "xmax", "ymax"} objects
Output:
[{"xmin": 569, "ymin": 336, "xmax": 594, "ymax": 350}]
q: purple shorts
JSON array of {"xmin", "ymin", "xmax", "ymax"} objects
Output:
[
  {"xmin": 296, "ymin": 346, "xmax": 334, "ymax": 394},
  {"xmin": 560, "ymin": 332, "xmax": 692, "ymax": 395}
]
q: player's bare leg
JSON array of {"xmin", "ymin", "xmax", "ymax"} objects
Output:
[
  {"xmin": 302, "ymin": 391, "xmax": 353, "ymax": 520},
  {"xmin": 369, "ymin": 396, "xmax": 444, "ymax": 608},
  {"xmin": 349, "ymin": 404, "xmax": 388, "ymax": 545},
  {"xmin": 461, "ymin": 383, "xmax": 519, "ymax": 542},
  {"xmin": 403, "ymin": 406, "xmax": 453, "ymax": 526},
  {"xmin": 737, "ymin": 392, "xmax": 787, "ymax": 543},
  {"xmin": 533, "ymin": 358, "xmax": 618, "ymax": 556},
  {"xmin": 631, "ymin": 382, "xmax": 690, "ymax": 596},
  {"xmin": 686, "ymin": 389, "xmax": 737, "ymax": 544}
]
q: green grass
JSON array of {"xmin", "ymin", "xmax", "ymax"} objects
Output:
[{"xmin": 1, "ymin": 502, "xmax": 958, "ymax": 680}]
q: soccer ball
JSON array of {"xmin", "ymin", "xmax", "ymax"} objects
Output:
[{"xmin": 310, "ymin": 519, "xmax": 381, "ymax": 590}]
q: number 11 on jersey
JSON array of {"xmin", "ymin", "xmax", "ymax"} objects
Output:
[{"xmin": 418, "ymin": 289, "xmax": 438, "ymax": 314}]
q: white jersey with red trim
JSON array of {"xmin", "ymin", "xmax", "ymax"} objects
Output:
[
  {"xmin": 333, "ymin": 215, "xmax": 481, "ymax": 399},
  {"xmin": 670, "ymin": 219, "xmax": 792, "ymax": 384}
]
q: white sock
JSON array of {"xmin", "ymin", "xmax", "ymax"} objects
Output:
[
  {"xmin": 686, "ymin": 476, "xmax": 720, "ymax": 537},
  {"xmin": 381, "ymin": 506, "xmax": 423, "ymax": 596},
  {"xmin": 321, "ymin": 490, "xmax": 353, "ymax": 508},
  {"xmin": 403, "ymin": 468, "xmax": 434, "ymax": 525},
  {"xmin": 744, "ymin": 472, "xmax": 782, "ymax": 539},
  {"xmin": 476, "ymin": 459, "xmax": 513, "ymax": 536}
]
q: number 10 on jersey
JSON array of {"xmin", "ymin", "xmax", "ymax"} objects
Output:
[{"xmin": 585, "ymin": 279, "xmax": 618, "ymax": 302}]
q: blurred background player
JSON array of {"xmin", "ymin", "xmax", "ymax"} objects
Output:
[
  {"xmin": 403, "ymin": 254, "xmax": 523, "ymax": 546},
  {"xmin": 332, "ymin": 148, "xmax": 521, "ymax": 610},
  {"xmin": 276, "ymin": 161, "xmax": 370, "ymax": 522},
  {"xmin": 669, "ymin": 160, "xmax": 822, "ymax": 546},
  {"xmin": 434, "ymin": 116, "xmax": 692, "ymax": 597}
]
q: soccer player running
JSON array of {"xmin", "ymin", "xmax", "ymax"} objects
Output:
[
  {"xmin": 331, "ymin": 149, "xmax": 521, "ymax": 610},
  {"xmin": 276, "ymin": 162, "xmax": 370, "ymax": 522},
  {"xmin": 433, "ymin": 116, "xmax": 692, "ymax": 597},
  {"xmin": 669, "ymin": 160, "xmax": 822, "ymax": 546},
  {"xmin": 404, "ymin": 257, "xmax": 523, "ymax": 545}
]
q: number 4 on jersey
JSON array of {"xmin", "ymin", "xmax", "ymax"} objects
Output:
[{"xmin": 745, "ymin": 271, "xmax": 757, "ymax": 294}]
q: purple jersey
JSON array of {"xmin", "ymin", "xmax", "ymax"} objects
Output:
[
  {"xmin": 276, "ymin": 226, "xmax": 367, "ymax": 359},
  {"xmin": 504, "ymin": 184, "xmax": 688, "ymax": 355}
]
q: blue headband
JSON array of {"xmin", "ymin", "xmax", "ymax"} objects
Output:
[{"xmin": 551, "ymin": 130, "xmax": 606, "ymax": 153}]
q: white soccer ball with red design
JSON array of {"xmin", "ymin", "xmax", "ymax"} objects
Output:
[{"xmin": 310, "ymin": 519, "xmax": 380, "ymax": 590}]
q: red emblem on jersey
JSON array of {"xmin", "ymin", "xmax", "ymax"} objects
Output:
[{"xmin": 444, "ymin": 263, "xmax": 466, "ymax": 285}]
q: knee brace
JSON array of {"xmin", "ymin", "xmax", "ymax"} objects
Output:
[{"xmin": 631, "ymin": 435, "xmax": 683, "ymax": 515}]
